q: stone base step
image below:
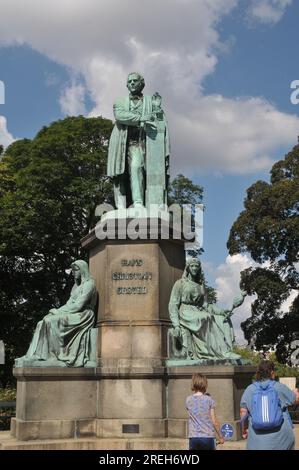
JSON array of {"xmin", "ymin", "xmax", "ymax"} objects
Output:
[
  {"xmin": 0, "ymin": 434, "xmax": 182, "ymax": 450},
  {"xmin": 0, "ymin": 432, "xmax": 246, "ymax": 451},
  {"xmin": 2, "ymin": 426, "xmax": 298, "ymax": 451}
]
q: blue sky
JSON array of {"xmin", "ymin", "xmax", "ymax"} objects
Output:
[
  {"xmin": 0, "ymin": 0, "xmax": 298, "ymax": 341},
  {"xmin": 202, "ymin": 1, "xmax": 299, "ymax": 272}
]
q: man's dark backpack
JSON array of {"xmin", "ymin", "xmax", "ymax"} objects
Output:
[{"xmin": 251, "ymin": 381, "xmax": 284, "ymax": 431}]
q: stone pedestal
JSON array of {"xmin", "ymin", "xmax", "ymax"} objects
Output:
[
  {"xmin": 83, "ymin": 225, "xmax": 185, "ymax": 360},
  {"xmin": 82, "ymin": 224, "xmax": 186, "ymax": 438},
  {"xmin": 12, "ymin": 364, "xmax": 255, "ymax": 441},
  {"xmin": 12, "ymin": 368, "xmax": 98, "ymax": 441},
  {"xmin": 12, "ymin": 221, "xmax": 256, "ymax": 443}
]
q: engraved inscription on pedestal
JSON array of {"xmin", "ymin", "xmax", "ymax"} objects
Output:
[
  {"xmin": 106, "ymin": 244, "xmax": 159, "ymax": 321},
  {"xmin": 112, "ymin": 259, "xmax": 153, "ymax": 295}
]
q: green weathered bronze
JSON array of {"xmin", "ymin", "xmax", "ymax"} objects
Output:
[
  {"xmin": 15, "ymin": 260, "xmax": 97, "ymax": 368},
  {"xmin": 168, "ymin": 259, "xmax": 247, "ymax": 364},
  {"xmin": 107, "ymin": 72, "xmax": 170, "ymax": 209}
]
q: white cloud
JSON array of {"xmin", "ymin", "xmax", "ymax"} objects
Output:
[
  {"xmin": 280, "ymin": 289, "xmax": 298, "ymax": 313},
  {"xmin": 169, "ymin": 95, "xmax": 299, "ymax": 175},
  {"xmin": 0, "ymin": 0, "xmax": 297, "ymax": 174},
  {"xmin": 248, "ymin": 0, "xmax": 292, "ymax": 25},
  {"xmin": 59, "ymin": 81, "xmax": 87, "ymax": 116},
  {"xmin": 207, "ymin": 255, "xmax": 299, "ymax": 344},
  {"xmin": 0, "ymin": 116, "xmax": 15, "ymax": 148}
]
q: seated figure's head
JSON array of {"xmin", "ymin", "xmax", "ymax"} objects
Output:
[
  {"xmin": 127, "ymin": 72, "xmax": 145, "ymax": 95},
  {"xmin": 71, "ymin": 263, "xmax": 81, "ymax": 283},
  {"xmin": 183, "ymin": 258, "xmax": 203, "ymax": 282},
  {"xmin": 71, "ymin": 260, "xmax": 91, "ymax": 284}
]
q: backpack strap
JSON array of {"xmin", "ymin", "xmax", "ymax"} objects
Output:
[{"xmin": 248, "ymin": 382, "xmax": 260, "ymax": 417}]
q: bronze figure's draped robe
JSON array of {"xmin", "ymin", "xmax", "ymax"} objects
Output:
[{"xmin": 15, "ymin": 260, "xmax": 97, "ymax": 367}]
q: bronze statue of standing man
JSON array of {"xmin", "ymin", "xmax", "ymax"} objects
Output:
[{"xmin": 107, "ymin": 73, "xmax": 170, "ymax": 209}]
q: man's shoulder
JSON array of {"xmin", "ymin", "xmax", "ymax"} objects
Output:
[
  {"xmin": 274, "ymin": 380, "xmax": 295, "ymax": 396},
  {"xmin": 243, "ymin": 383, "xmax": 256, "ymax": 394}
]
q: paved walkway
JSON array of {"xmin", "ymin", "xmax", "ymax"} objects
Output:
[{"xmin": 0, "ymin": 425, "xmax": 298, "ymax": 450}]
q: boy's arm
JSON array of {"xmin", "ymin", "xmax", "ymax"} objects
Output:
[{"xmin": 210, "ymin": 408, "xmax": 224, "ymax": 444}]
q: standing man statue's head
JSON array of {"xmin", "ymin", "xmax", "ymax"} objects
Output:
[{"xmin": 127, "ymin": 72, "xmax": 145, "ymax": 96}]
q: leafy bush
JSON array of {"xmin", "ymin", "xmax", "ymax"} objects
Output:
[
  {"xmin": 0, "ymin": 387, "xmax": 16, "ymax": 401},
  {"xmin": 234, "ymin": 347, "xmax": 299, "ymax": 383},
  {"xmin": 0, "ymin": 387, "xmax": 16, "ymax": 431}
]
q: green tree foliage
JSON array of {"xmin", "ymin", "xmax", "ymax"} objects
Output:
[
  {"xmin": 268, "ymin": 352, "xmax": 299, "ymax": 380},
  {"xmin": 168, "ymin": 173, "xmax": 203, "ymax": 207},
  {"xmin": 233, "ymin": 348, "xmax": 299, "ymax": 380},
  {"xmin": 168, "ymin": 173, "xmax": 203, "ymax": 258},
  {"xmin": 0, "ymin": 116, "xmax": 113, "ymax": 385},
  {"xmin": 0, "ymin": 387, "xmax": 16, "ymax": 401},
  {"xmin": 233, "ymin": 347, "xmax": 261, "ymax": 367},
  {"xmin": 228, "ymin": 143, "xmax": 299, "ymax": 363}
]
